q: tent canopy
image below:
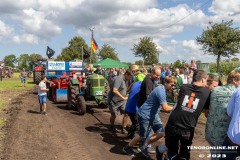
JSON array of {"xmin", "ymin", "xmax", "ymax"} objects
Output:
[{"xmin": 93, "ymin": 58, "xmax": 129, "ymax": 69}]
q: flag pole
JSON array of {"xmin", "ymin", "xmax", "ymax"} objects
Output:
[
  {"xmin": 90, "ymin": 32, "xmax": 93, "ymax": 64},
  {"xmin": 89, "ymin": 27, "xmax": 94, "ymax": 64},
  {"xmin": 82, "ymin": 46, "xmax": 84, "ymax": 61}
]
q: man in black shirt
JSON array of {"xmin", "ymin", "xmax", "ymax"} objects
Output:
[
  {"xmin": 165, "ymin": 70, "xmax": 211, "ymax": 160},
  {"xmin": 138, "ymin": 67, "xmax": 161, "ymax": 107}
]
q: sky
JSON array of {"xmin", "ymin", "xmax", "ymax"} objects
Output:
[{"xmin": 0, "ymin": 0, "xmax": 240, "ymax": 64}]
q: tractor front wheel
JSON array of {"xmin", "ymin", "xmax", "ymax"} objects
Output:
[{"xmin": 77, "ymin": 96, "xmax": 86, "ymax": 115}]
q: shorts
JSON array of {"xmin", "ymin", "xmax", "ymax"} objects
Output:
[
  {"xmin": 108, "ymin": 101, "xmax": 126, "ymax": 117},
  {"xmin": 21, "ymin": 77, "xmax": 26, "ymax": 83},
  {"xmin": 38, "ymin": 95, "xmax": 47, "ymax": 105},
  {"xmin": 138, "ymin": 115, "xmax": 164, "ymax": 138}
]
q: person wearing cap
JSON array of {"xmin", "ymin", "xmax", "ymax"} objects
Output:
[
  {"xmin": 94, "ymin": 64, "xmax": 103, "ymax": 75},
  {"xmin": 131, "ymin": 65, "xmax": 145, "ymax": 83}
]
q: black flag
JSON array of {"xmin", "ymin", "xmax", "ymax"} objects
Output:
[
  {"xmin": 46, "ymin": 46, "xmax": 55, "ymax": 59},
  {"xmin": 83, "ymin": 47, "xmax": 90, "ymax": 59}
]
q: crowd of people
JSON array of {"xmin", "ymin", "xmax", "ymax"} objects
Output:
[
  {"xmin": 94, "ymin": 60, "xmax": 239, "ymax": 160},
  {"xmin": 37, "ymin": 61, "xmax": 240, "ymax": 159}
]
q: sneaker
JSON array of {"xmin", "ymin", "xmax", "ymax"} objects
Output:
[
  {"xmin": 109, "ymin": 126, "xmax": 118, "ymax": 133},
  {"xmin": 122, "ymin": 145, "xmax": 135, "ymax": 156},
  {"xmin": 156, "ymin": 145, "xmax": 168, "ymax": 160},
  {"xmin": 140, "ymin": 145, "xmax": 150, "ymax": 158},
  {"xmin": 42, "ymin": 112, "xmax": 47, "ymax": 115},
  {"xmin": 148, "ymin": 147, "xmax": 156, "ymax": 154},
  {"xmin": 121, "ymin": 128, "xmax": 127, "ymax": 134},
  {"xmin": 156, "ymin": 146, "xmax": 163, "ymax": 160}
]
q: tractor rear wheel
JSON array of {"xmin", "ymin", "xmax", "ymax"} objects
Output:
[
  {"xmin": 34, "ymin": 71, "xmax": 41, "ymax": 84},
  {"xmin": 77, "ymin": 96, "xmax": 86, "ymax": 115},
  {"xmin": 67, "ymin": 82, "xmax": 79, "ymax": 110}
]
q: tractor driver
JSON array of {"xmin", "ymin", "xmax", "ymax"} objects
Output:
[{"xmin": 94, "ymin": 64, "xmax": 103, "ymax": 75}]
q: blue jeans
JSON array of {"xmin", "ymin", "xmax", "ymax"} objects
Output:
[
  {"xmin": 137, "ymin": 115, "xmax": 163, "ymax": 138},
  {"xmin": 38, "ymin": 95, "xmax": 47, "ymax": 105},
  {"xmin": 21, "ymin": 77, "xmax": 26, "ymax": 83}
]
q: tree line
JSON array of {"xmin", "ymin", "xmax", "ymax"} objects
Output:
[{"xmin": 2, "ymin": 20, "xmax": 240, "ymax": 74}]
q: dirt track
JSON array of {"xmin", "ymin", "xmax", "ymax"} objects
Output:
[{"xmin": 0, "ymin": 87, "xmax": 210, "ymax": 160}]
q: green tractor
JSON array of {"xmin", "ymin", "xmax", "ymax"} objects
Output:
[{"xmin": 67, "ymin": 74, "xmax": 109, "ymax": 115}]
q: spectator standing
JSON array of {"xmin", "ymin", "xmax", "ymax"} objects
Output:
[
  {"xmin": 190, "ymin": 59, "xmax": 197, "ymax": 71},
  {"xmin": 179, "ymin": 68, "xmax": 188, "ymax": 84},
  {"xmin": 220, "ymin": 70, "xmax": 240, "ymax": 160},
  {"xmin": 187, "ymin": 67, "xmax": 194, "ymax": 84},
  {"xmin": 173, "ymin": 68, "xmax": 183, "ymax": 102},
  {"xmin": 205, "ymin": 70, "xmax": 239, "ymax": 158},
  {"xmin": 165, "ymin": 70, "xmax": 211, "ymax": 160},
  {"xmin": 20, "ymin": 68, "xmax": 27, "ymax": 87},
  {"xmin": 131, "ymin": 65, "xmax": 145, "ymax": 83},
  {"xmin": 165, "ymin": 66, "xmax": 172, "ymax": 76},
  {"xmin": 108, "ymin": 69, "xmax": 132, "ymax": 132},
  {"xmin": 184, "ymin": 63, "xmax": 189, "ymax": 75},
  {"xmin": 161, "ymin": 66, "xmax": 166, "ymax": 84},
  {"xmin": 0, "ymin": 68, "xmax": 2, "ymax": 81},
  {"xmin": 123, "ymin": 76, "xmax": 176, "ymax": 158},
  {"xmin": 38, "ymin": 76, "xmax": 49, "ymax": 115},
  {"xmin": 138, "ymin": 67, "xmax": 161, "ymax": 107},
  {"xmin": 205, "ymin": 74, "xmax": 219, "ymax": 91}
]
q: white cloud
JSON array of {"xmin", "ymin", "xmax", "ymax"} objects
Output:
[
  {"xmin": 12, "ymin": 34, "xmax": 38, "ymax": 44},
  {"xmin": 0, "ymin": 20, "xmax": 14, "ymax": 42},
  {"xmin": 209, "ymin": 0, "xmax": 240, "ymax": 23},
  {"xmin": 0, "ymin": 0, "xmax": 240, "ymax": 63}
]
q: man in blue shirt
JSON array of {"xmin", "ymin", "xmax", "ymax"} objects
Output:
[
  {"xmin": 125, "ymin": 81, "xmax": 142, "ymax": 138},
  {"xmin": 122, "ymin": 76, "xmax": 176, "ymax": 158},
  {"xmin": 220, "ymin": 70, "xmax": 240, "ymax": 160}
]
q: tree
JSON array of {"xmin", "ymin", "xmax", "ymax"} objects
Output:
[
  {"xmin": 98, "ymin": 44, "xmax": 119, "ymax": 61},
  {"xmin": 3, "ymin": 54, "xmax": 17, "ymax": 68},
  {"xmin": 135, "ymin": 60, "xmax": 143, "ymax": 66},
  {"xmin": 17, "ymin": 54, "xmax": 30, "ymax": 70},
  {"xmin": 172, "ymin": 60, "xmax": 184, "ymax": 69},
  {"xmin": 196, "ymin": 20, "xmax": 240, "ymax": 72},
  {"xmin": 231, "ymin": 57, "xmax": 239, "ymax": 62},
  {"xmin": 132, "ymin": 37, "xmax": 159, "ymax": 65},
  {"xmin": 29, "ymin": 53, "xmax": 42, "ymax": 71},
  {"xmin": 56, "ymin": 36, "xmax": 97, "ymax": 63}
]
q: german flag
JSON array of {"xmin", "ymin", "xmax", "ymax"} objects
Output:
[{"xmin": 91, "ymin": 37, "xmax": 98, "ymax": 52}]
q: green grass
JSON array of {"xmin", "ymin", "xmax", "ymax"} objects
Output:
[
  {"xmin": 13, "ymin": 72, "xmax": 20, "ymax": 78},
  {"xmin": 0, "ymin": 78, "xmax": 35, "ymax": 91}
]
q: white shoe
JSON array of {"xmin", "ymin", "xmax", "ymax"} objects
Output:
[{"xmin": 157, "ymin": 144, "xmax": 168, "ymax": 153}]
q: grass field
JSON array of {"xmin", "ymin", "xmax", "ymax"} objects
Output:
[
  {"xmin": 0, "ymin": 77, "xmax": 36, "ymax": 127},
  {"xmin": 0, "ymin": 76, "xmax": 35, "ymax": 91}
]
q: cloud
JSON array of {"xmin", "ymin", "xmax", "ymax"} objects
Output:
[
  {"xmin": 209, "ymin": 0, "xmax": 240, "ymax": 23},
  {"xmin": 12, "ymin": 34, "xmax": 39, "ymax": 44},
  {"xmin": 0, "ymin": 0, "xmax": 36, "ymax": 14},
  {"xmin": 0, "ymin": 20, "xmax": 14, "ymax": 42}
]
